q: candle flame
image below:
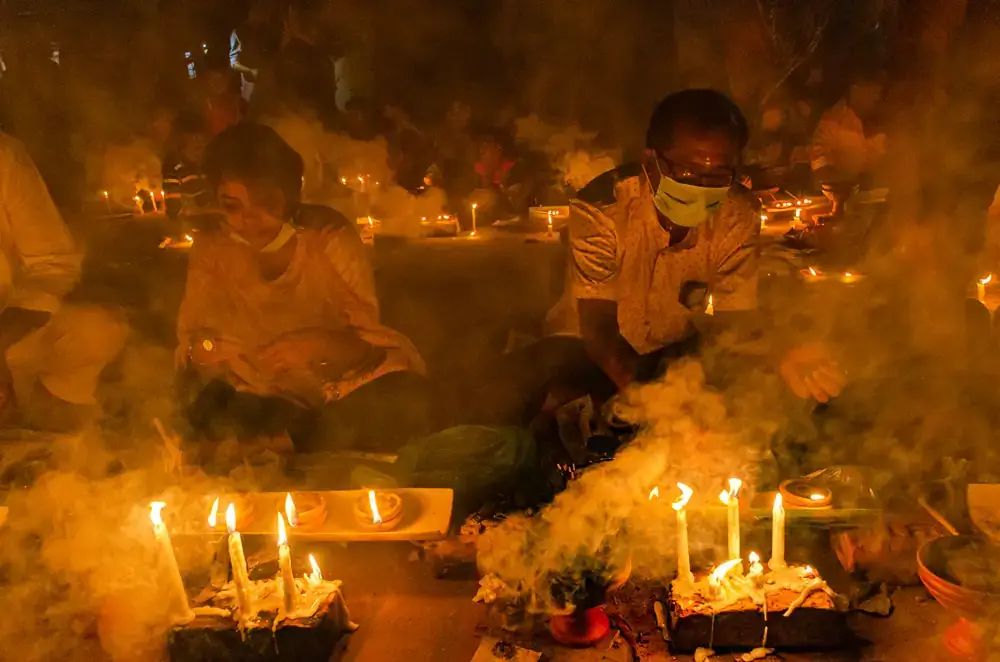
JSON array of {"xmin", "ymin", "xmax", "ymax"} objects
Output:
[
  {"xmin": 804, "ymin": 198, "xmax": 812, "ymax": 204},
  {"xmin": 709, "ymin": 558, "xmax": 742, "ymax": 584},
  {"xmin": 308, "ymin": 554, "xmax": 322, "ymax": 583},
  {"xmin": 472, "ymin": 203, "xmax": 478, "ymax": 210},
  {"xmin": 277, "ymin": 512, "xmax": 288, "ymax": 546},
  {"xmin": 341, "ymin": 177, "xmax": 347, "ymax": 185},
  {"xmin": 774, "ymin": 492, "xmax": 783, "ymax": 511},
  {"xmin": 804, "ymin": 565, "xmax": 815, "ymax": 576},
  {"xmin": 367, "ymin": 216, "xmax": 374, "ymax": 228},
  {"xmin": 102, "ymin": 190, "xmax": 109, "ymax": 199},
  {"xmin": 981, "ymin": 274, "xmax": 993, "ymax": 286},
  {"xmin": 368, "ymin": 490, "xmax": 382, "ymax": 524},
  {"xmin": 719, "ymin": 477, "xmax": 741, "ymax": 504},
  {"xmin": 207, "ymin": 497, "xmax": 219, "ymax": 528},
  {"xmin": 150, "ymin": 501, "xmax": 166, "ymax": 527},
  {"xmin": 672, "ymin": 482, "xmax": 693, "ymax": 511},
  {"xmin": 226, "ymin": 503, "xmax": 237, "ymax": 534},
  {"xmin": 648, "ymin": 486, "xmax": 659, "ymax": 500},
  {"xmin": 794, "ymin": 208, "xmax": 802, "ymax": 219},
  {"xmin": 184, "ymin": 234, "xmax": 194, "ymax": 243},
  {"xmin": 357, "ymin": 176, "xmax": 364, "ymax": 183},
  {"xmin": 748, "ymin": 551, "xmax": 760, "ymax": 564},
  {"xmin": 809, "ymin": 493, "xmax": 825, "ymax": 501},
  {"xmin": 808, "ymin": 267, "xmax": 818, "ymax": 277},
  {"xmin": 285, "ymin": 493, "xmax": 298, "ymax": 527}
]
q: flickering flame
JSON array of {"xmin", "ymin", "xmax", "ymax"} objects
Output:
[
  {"xmin": 808, "ymin": 267, "xmax": 818, "ymax": 277},
  {"xmin": 277, "ymin": 512, "xmax": 288, "ymax": 546},
  {"xmin": 226, "ymin": 503, "xmax": 237, "ymax": 534},
  {"xmin": 748, "ymin": 551, "xmax": 760, "ymax": 564},
  {"xmin": 719, "ymin": 477, "xmax": 741, "ymax": 504},
  {"xmin": 804, "ymin": 565, "xmax": 815, "ymax": 576},
  {"xmin": 202, "ymin": 339, "xmax": 215, "ymax": 352},
  {"xmin": 810, "ymin": 493, "xmax": 825, "ymax": 501},
  {"xmin": 367, "ymin": 216, "xmax": 374, "ymax": 228},
  {"xmin": 285, "ymin": 493, "xmax": 298, "ymax": 527},
  {"xmin": 981, "ymin": 274, "xmax": 993, "ymax": 286},
  {"xmin": 308, "ymin": 554, "xmax": 323, "ymax": 583},
  {"xmin": 672, "ymin": 482, "xmax": 693, "ymax": 511},
  {"xmin": 357, "ymin": 176, "xmax": 364, "ymax": 184},
  {"xmin": 207, "ymin": 497, "xmax": 219, "ymax": 528},
  {"xmin": 794, "ymin": 208, "xmax": 802, "ymax": 219},
  {"xmin": 710, "ymin": 558, "xmax": 743, "ymax": 584},
  {"xmin": 804, "ymin": 198, "xmax": 813, "ymax": 204},
  {"xmin": 472, "ymin": 203, "xmax": 478, "ymax": 210},
  {"xmin": 774, "ymin": 492, "xmax": 783, "ymax": 512},
  {"xmin": 341, "ymin": 177, "xmax": 347, "ymax": 185},
  {"xmin": 102, "ymin": 190, "xmax": 109, "ymax": 199},
  {"xmin": 150, "ymin": 501, "xmax": 166, "ymax": 527},
  {"xmin": 368, "ymin": 490, "xmax": 382, "ymax": 524},
  {"xmin": 184, "ymin": 234, "xmax": 194, "ymax": 243},
  {"xmin": 649, "ymin": 486, "xmax": 660, "ymax": 500}
]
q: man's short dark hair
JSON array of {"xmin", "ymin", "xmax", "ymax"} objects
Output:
[
  {"xmin": 204, "ymin": 122, "xmax": 304, "ymax": 209},
  {"xmin": 646, "ymin": 89, "xmax": 749, "ymax": 151}
]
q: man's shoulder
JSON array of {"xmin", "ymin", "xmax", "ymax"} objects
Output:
[{"xmin": 576, "ymin": 163, "xmax": 644, "ymax": 207}]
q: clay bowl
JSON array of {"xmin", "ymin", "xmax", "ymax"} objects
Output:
[
  {"xmin": 353, "ymin": 491, "xmax": 403, "ymax": 532},
  {"xmin": 548, "ymin": 556, "xmax": 632, "ymax": 647},
  {"xmin": 204, "ymin": 494, "xmax": 256, "ymax": 532},
  {"xmin": 917, "ymin": 535, "xmax": 1000, "ymax": 617},
  {"xmin": 289, "ymin": 493, "xmax": 328, "ymax": 529}
]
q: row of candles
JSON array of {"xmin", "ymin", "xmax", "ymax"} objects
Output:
[
  {"xmin": 654, "ymin": 479, "xmax": 787, "ymax": 588},
  {"xmin": 148, "ymin": 492, "xmax": 371, "ymax": 625}
]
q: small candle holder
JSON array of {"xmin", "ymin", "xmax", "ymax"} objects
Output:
[
  {"xmin": 352, "ymin": 491, "xmax": 403, "ymax": 531},
  {"xmin": 291, "ymin": 493, "xmax": 328, "ymax": 529}
]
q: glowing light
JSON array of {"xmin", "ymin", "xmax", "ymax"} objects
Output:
[
  {"xmin": 472, "ymin": 203, "xmax": 478, "ymax": 210},
  {"xmin": 184, "ymin": 234, "xmax": 194, "ymax": 243},
  {"xmin": 226, "ymin": 503, "xmax": 237, "ymax": 534},
  {"xmin": 150, "ymin": 501, "xmax": 166, "ymax": 527},
  {"xmin": 981, "ymin": 274, "xmax": 993, "ymax": 286},
  {"xmin": 794, "ymin": 208, "xmax": 802, "ymax": 220},
  {"xmin": 719, "ymin": 477, "xmax": 742, "ymax": 505},
  {"xmin": 810, "ymin": 493, "xmax": 825, "ymax": 502},
  {"xmin": 649, "ymin": 486, "xmax": 660, "ymax": 500},
  {"xmin": 285, "ymin": 493, "xmax": 298, "ymax": 527},
  {"xmin": 208, "ymin": 497, "xmax": 220, "ymax": 528},
  {"xmin": 672, "ymin": 483, "xmax": 693, "ymax": 511},
  {"xmin": 368, "ymin": 490, "xmax": 382, "ymax": 524},
  {"xmin": 808, "ymin": 267, "xmax": 818, "ymax": 277},
  {"xmin": 748, "ymin": 551, "xmax": 760, "ymax": 564},
  {"xmin": 102, "ymin": 190, "xmax": 109, "ymax": 199},
  {"xmin": 709, "ymin": 558, "xmax": 743, "ymax": 584},
  {"xmin": 277, "ymin": 512, "xmax": 288, "ymax": 546},
  {"xmin": 341, "ymin": 177, "xmax": 347, "ymax": 185},
  {"xmin": 308, "ymin": 554, "xmax": 323, "ymax": 584}
]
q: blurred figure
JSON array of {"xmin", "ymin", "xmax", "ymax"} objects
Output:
[
  {"xmin": 811, "ymin": 75, "xmax": 887, "ymax": 215},
  {"xmin": 744, "ymin": 94, "xmax": 813, "ymax": 191},
  {"xmin": 178, "ymin": 123, "xmax": 429, "ymax": 452},
  {"xmin": 0, "ymin": 133, "xmax": 128, "ymax": 431},
  {"xmin": 199, "ymin": 60, "xmax": 244, "ymax": 136},
  {"xmin": 162, "ymin": 110, "xmax": 213, "ymax": 220},
  {"xmin": 434, "ymin": 101, "xmax": 477, "ymax": 195}
]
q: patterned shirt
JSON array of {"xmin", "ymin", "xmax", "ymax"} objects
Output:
[{"xmin": 545, "ymin": 163, "xmax": 761, "ymax": 354}]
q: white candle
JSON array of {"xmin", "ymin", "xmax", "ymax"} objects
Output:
[
  {"xmin": 471, "ymin": 203, "xmax": 478, "ymax": 236},
  {"xmin": 705, "ymin": 295, "xmax": 714, "ymax": 316},
  {"xmin": 770, "ymin": 493, "xmax": 786, "ymax": 570},
  {"xmin": 747, "ymin": 551, "xmax": 764, "ymax": 586},
  {"xmin": 277, "ymin": 513, "xmax": 297, "ymax": 614},
  {"xmin": 547, "ymin": 210, "xmax": 554, "ymax": 236},
  {"xmin": 149, "ymin": 502, "xmax": 194, "ymax": 623},
  {"xmin": 718, "ymin": 478, "xmax": 741, "ymax": 561},
  {"xmin": 102, "ymin": 190, "xmax": 112, "ymax": 214},
  {"xmin": 226, "ymin": 504, "xmax": 255, "ymax": 623},
  {"xmin": 134, "ymin": 196, "xmax": 144, "ymax": 215},
  {"xmin": 149, "ymin": 190, "xmax": 158, "ymax": 213},
  {"xmin": 978, "ymin": 274, "xmax": 992, "ymax": 304},
  {"xmin": 672, "ymin": 483, "xmax": 695, "ymax": 587}
]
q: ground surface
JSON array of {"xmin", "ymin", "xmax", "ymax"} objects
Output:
[{"xmin": 323, "ymin": 542, "xmax": 951, "ymax": 662}]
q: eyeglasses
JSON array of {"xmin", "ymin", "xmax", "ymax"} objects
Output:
[{"xmin": 656, "ymin": 154, "xmax": 736, "ymax": 188}]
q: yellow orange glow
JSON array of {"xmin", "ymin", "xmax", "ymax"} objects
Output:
[
  {"xmin": 285, "ymin": 493, "xmax": 298, "ymax": 527},
  {"xmin": 102, "ymin": 190, "xmax": 109, "ymax": 199},
  {"xmin": 184, "ymin": 234, "xmax": 194, "ymax": 243},
  {"xmin": 719, "ymin": 478, "xmax": 742, "ymax": 504},
  {"xmin": 308, "ymin": 554, "xmax": 322, "ymax": 583},
  {"xmin": 808, "ymin": 267, "xmax": 818, "ymax": 277},
  {"xmin": 748, "ymin": 551, "xmax": 760, "ymax": 564},
  {"xmin": 150, "ymin": 501, "xmax": 166, "ymax": 527},
  {"xmin": 672, "ymin": 483, "xmax": 693, "ymax": 511},
  {"xmin": 368, "ymin": 490, "xmax": 382, "ymax": 524},
  {"xmin": 981, "ymin": 274, "xmax": 993, "ymax": 286},
  {"xmin": 277, "ymin": 512, "xmax": 288, "ymax": 546},
  {"xmin": 774, "ymin": 492, "xmax": 783, "ymax": 512},
  {"xmin": 226, "ymin": 503, "xmax": 237, "ymax": 534},
  {"xmin": 648, "ymin": 486, "xmax": 659, "ymax": 500},
  {"xmin": 472, "ymin": 203, "xmax": 478, "ymax": 210},
  {"xmin": 810, "ymin": 493, "xmax": 825, "ymax": 501},
  {"xmin": 710, "ymin": 558, "xmax": 742, "ymax": 584},
  {"xmin": 208, "ymin": 497, "xmax": 220, "ymax": 528}
]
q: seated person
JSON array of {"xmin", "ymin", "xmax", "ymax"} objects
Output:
[
  {"xmin": 0, "ymin": 132, "xmax": 128, "ymax": 430},
  {"xmin": 533, "ymin": 90, "xmax": 843, "ymax": 416},
  {"xmin": 811, "ymin": 75, "xmax": 886, "ymax": 212},
  {"xmin": 177, "ymin": 123, "xmax": 430, "ymax": 453},
  {"xmin": 162, "ymin": 110, "xmax": 213, "ymax": 220}
]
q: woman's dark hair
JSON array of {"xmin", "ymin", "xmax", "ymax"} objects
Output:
[
  {"xmin": 646, "ymin": 89, "xmax": 749, "ymax": 151},
  {"xmin": 203, "ymin": 122, "xmax": 304, "ymax": 209}
]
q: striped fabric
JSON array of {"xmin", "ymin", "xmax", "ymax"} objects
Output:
[{"xmin": 162, "ymin": 156, "xmax": 213, "ymax": 218}]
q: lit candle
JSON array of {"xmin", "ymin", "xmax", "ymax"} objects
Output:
[
  {"xmin": 358, "ymin": 175, "xmax": 367, "ymax": 194},
  {"xmin": 760, "ymin": 213, "xmax": 767, "ymax": 228},
  {"xmin": 226, "ymin": 503, "xmax": 255, "ymax": 623},
  {"xmin": 718, "ymin": 478, "xmax": 741, "ymax": 562},
  {"xmin": 672, "ymin": 483, "xmax": 695, "ymax": 587},
  {"xmin": 705, "ymin": 294, "xmax": 714, "ymax": 316},
  {"xmin": 149, "ymin": 502, "xmax": 194, "ymax": 623},
  {"xmin": 841, "ymin": 272, "xmax": 862, "ymax": 284},
  {"xmin": 368, "ymin": 489, "xmax": 382, "ymax": 525},
  {"xmin": 341, "ymin": 177, "xmax": 348, "ymax": 186},
  {"xmin": 471, "ymin": 203, "xmax": 478, "ymax": 236},
  {"xmin": 207, "ymin": 498, "xmax": 229, "ymax": 589},
  {"xmin": 306, "ymin": 553, "xmax": 323, "ymax": 588},
  {"xmin": 978, "ymin": 274, "xmax": 992, "ymax": 304},
  {"xmin": 277, "ymin": 513, "xmax": 297, "ymax": 614},
  {"xmin": 134, "ymin": 195, "xmax": 144, "ymax": 215},
  {"xmin": 770, "ymin": 493, "xmax": 786, "ymax": 570},
  {"xmin": 102, "ymin": 190, "xmax": 112, "ymax": 214},
  {"xmin": 149, "ymin": 190, "xmax": 158, "ymax": 213},
  {"xmin": 547, "ymin": 210, "xmax": 554, "ymax": 236},
  {"xmin": 747, "ymin": 551, "xmax": 764, "ymax": 584},
  {"xmin": 285, "ymin": 493, "xmax": 298, "ymax": 527},
  {"xmin": 794, "ymin": 208, "xmax": 802, "ymax": 221}
]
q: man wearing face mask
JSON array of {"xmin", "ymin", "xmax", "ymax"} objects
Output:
[
  {"xmin": 177, "ymin": 123, "xmax": 429, "ymax": 453},
  {"xmin": 540, "ymin": 89, "xmax": 844, "ymax": 407}
]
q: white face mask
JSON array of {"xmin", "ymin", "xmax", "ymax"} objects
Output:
[{"xmin": 231, "ymin": 222, "xmax": 297, "ymax": 253}]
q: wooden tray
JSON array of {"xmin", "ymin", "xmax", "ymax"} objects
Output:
[{"xmin": 179, "ymin": 489, "xmax": 453, "ymax": 542}]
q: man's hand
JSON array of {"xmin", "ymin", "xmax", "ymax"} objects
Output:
[
  {"xmin": 256, "ymin": 328, "xmax": 376, "ymax": 379},
  {"xmin": 779, "ymin": 343, "xmax": 847, "ymax": 403}
]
